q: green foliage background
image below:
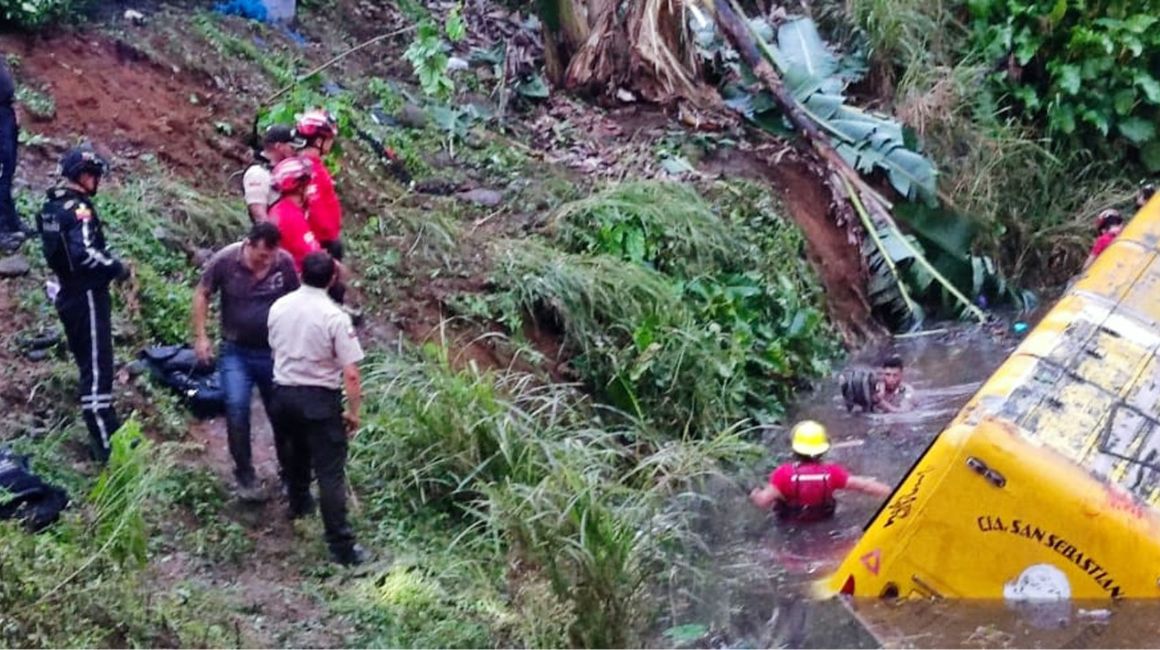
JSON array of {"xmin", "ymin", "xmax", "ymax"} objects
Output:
[{"xmin": 969, "ymin": 0, "xmax": 1160, "ymax": 170}]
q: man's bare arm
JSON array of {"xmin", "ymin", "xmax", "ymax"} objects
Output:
[
  {"xmin": 191, "ymin": 284, "xmax": 213, "ymax": 363},
  {"xmin": 749, "ymin": 485, "xmax": 783, "ymax": 509},
  {"xmin": 342, "ymin": 363, "xmax": 362, "ymax": 435},
  {"xmin": 847, "ymin": 476, "xmax": 892, "ymax": 497}
]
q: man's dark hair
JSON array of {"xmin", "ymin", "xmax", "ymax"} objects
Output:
[
  {"xmin": 302, "ymin": 251, "xmax": 336, "ymax": 288},
  {"xmin": 246, "ymin": 221, "xmax": 282, "ymax": 248},
  {"xmin": 881, "ymin": 354, "xmax": 904, "ymax": 370}
]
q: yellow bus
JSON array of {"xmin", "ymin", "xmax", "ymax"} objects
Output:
[{"xmin": 828, "ymin": 195, "xmax": 1160, "ymax": 602}]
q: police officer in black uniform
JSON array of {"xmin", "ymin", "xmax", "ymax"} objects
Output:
[
  {"xmin": 0, "ymin": 57, "xmax": 28, "ymax": 251},
  {"xmin": 37, "ymin": 147, "xmax": 128, "ymax": 462}
]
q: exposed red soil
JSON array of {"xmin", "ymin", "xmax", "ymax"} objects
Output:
[{"xmin": 2, "ymin": 33, "xmax": 249, "ymax": 187}]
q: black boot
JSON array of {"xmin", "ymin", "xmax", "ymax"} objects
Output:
[{"xmin": 330, "ymin": 543, "xmax": 370, "ymax": 566}]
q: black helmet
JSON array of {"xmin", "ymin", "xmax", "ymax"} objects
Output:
[{"xmin": 59, "ymin": 147, "xmax": 108, "ymax": 182}]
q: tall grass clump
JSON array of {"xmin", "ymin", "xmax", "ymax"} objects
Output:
[
  {"xmin": 487, "ymin": 181, "xmax": 835, "ymax": 432},
  {"xmin": 549, "ymin": 181, "xmax": 741, "ymax": 277},
  {"xmin": 352, "ymin": 342, "xmax": 594, "ymax": 510},
  {"xmin": 94, "ymin": 177, "xmax": 246, "ymax": 344},
  {"xmin": 89, "ymin": 421, "xmax": 160, "ymax": 566},
  {"xmin": 494, "ymin": 241, "xmax": 750, "ymax": 432},
  {"xmin": 345, "ymin": 346, "xmax": 760, "ymax": 647},
  {"xmin": 0, "ymin": 420, "xmax": 235, "ymax": 647}
]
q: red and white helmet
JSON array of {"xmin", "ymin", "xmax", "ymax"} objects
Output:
[
  {"xmin": 295, "ymin": 109, "xmax": 338, "ymax": 140},
  {"xmin": 271, "ymin": 156, "xmax": 314, "ymax": 194},
  {"xmin": 1095, "ymin": 208, "xmax": 1124, "ymax": 232}
]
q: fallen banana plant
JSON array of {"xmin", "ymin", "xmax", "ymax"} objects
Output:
[{"xmin": 691, "ymin": 0, "xmax": 987, "ymax": 325}]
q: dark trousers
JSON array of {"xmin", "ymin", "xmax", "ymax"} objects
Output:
[
  {"xmin": 269, "ymin": 384, "xmax": 356, "ymax": 552},
  {"xmin": 0, "ymin": 104, "xmax": 19, "ymax": 232},
  {"xmin": 56, "ymin": 287, "xmax": 120, "ymax": 462},
  {"xmin": 218, "ymin": 341, "xmax": 274, "ymax": 485}
]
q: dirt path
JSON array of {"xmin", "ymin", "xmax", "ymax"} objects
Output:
[{"xmin": 170, "ymin": 404, "xmax": 353, "ymax": 648}]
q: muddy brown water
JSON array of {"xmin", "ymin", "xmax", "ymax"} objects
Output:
[{"xmin": 650, "ymin": 324, "xmax": 1160, "ymax": 649}]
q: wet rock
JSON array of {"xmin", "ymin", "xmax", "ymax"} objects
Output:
[
  {"xmin": 430, "ymin": 151, "xmax": 456, "ymax": 168},
  {"xmin": 455, "ymin": 188, "xmax": 504, "ymax": 207},
  {"xmin": 414, "ymin": 178, "xmax": 461, "ymax": 196},
  {"xmin": 396, "ymin": 103, "xmax": 428, "ymax": 130},
  {"xmin": 0, "ymin": 254, "xmax": 30, "ymax": 277}
]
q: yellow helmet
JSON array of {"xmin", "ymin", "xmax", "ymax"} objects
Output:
[{"xmin": 791, "ymin": 420, "xmax": 830, "ymax": 457}]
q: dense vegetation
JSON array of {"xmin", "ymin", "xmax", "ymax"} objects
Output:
[{"xmin": 0, "ymin": 0, "xmax": 1152, "ymax": 647}]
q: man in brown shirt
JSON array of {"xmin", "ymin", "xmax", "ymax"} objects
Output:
[{"xmin": 191, "ymin": 222, "xmax": 299, "ymax": 499}]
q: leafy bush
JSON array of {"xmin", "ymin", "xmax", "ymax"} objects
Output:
[
  {"xmin": 969, "ymin": 0, "xmax": 1160, "ymax": 169},
  {"xmin": 404, "ymin": 5, "xmax": 467, "ymax": 99},
  {"xmin": 348, "ymin": 347, "xmax": 759, "ymax": 647},
  {"xmin": 492, "ymin": 182, "xmax": 835, "ymax": 431},
  {"xmin": 0, "ymin": 421, "xmax": 235, "ymax": 648},
  {"xmin": 550, "ymin": 182, "xmax": 739, "ymax": 276},
  {"xmin": 0, "ymin": 0, "xmax": 86, "ymax": 28}
]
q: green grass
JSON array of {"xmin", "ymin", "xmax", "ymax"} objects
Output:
[
  {"xmin": 0, "ymin": 420, "xmax": 238, "ymax": 648},
  {"xmin": 341, "ymin": 343, "xmax": 761, "ymax": 647},
  {"xmin": 483, "ymin": 181, "xmax": 835, "ymax": 433},
  {"xmin": 549, "ymin": 181, "xmax": 741, "ymax": 277}
]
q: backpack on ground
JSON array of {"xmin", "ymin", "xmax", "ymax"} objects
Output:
[
  {"xmin": 0, "ymin": 448, "xmax": 70, "ymax": 532},
  {"xmin": 141, "ymin": 345, "xmax": 225, "ymax": 419}
]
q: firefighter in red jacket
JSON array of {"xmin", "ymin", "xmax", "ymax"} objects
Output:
[
  {"xmin": 295, "ymin": 110, "xmax": 344, "ymax": 261},
  {"xmin": 267, "ymin": 156, "xmax": 321, "ymax": 272},
  {"xmin": 750, "ymin": 421, "xmax": 891, "ymax": 521}
]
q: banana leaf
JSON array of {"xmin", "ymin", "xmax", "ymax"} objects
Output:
[{"xmin": 771, "ymin": 18, "xmax": 939, "ymax": 204}]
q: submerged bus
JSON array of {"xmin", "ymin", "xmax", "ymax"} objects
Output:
[{"xmin": 829, "ymin": 195, "xmax": 1160, "ymax": 602}]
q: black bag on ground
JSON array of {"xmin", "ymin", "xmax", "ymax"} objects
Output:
[
  {"xmin": 141, "ymin": 345, "xmax": 226, "ymax": 419},
  {"xmin": 0, "ymin": 448, "xmax": 70, "ymax": 532}
]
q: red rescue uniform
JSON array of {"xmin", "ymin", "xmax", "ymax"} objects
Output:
[
  {"xmin": 304, "ymin": 151, "xmax": 343, "ymax": 246},
  {"xmin": 770, "ymin": 461, "xmax": 850, "ymax": 521},
  {"xmin": 268, "ymin": 199, "xmax": 320, "ymax": 273},
  {"xmin": 1089, "ymin": 231, "xmax": 1118, "ymax": 260}
]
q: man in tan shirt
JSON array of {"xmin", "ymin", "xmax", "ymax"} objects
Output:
[
  {"xmin": 242, "ymin": 125, "xmax": 302, "ymax": 223},
  {"xmin": 267, "ymin": 251, "xmax": 367, "ymax": 565}
]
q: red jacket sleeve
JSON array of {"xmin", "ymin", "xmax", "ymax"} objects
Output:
[{"xmin": 305, "ymin": 158, "xmax": 343, "ymax": 243}]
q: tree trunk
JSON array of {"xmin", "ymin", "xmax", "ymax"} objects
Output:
[
  {"xmin": 543, "ymin": 0, "xmax": 701, "ymax": 103},
  {"xmin": 539, "ymin": 0, "xmax": 591, "ymax": 86}
]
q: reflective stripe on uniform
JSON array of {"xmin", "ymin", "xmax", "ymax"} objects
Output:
[{"xmin": 86, "ymin": 290, "xmax": 109, "ymax": 450}]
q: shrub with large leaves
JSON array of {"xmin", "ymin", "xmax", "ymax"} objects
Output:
[
  {"xmin": 718, "ymin": 17, "xmax": 940, "ymax": 203},
  {"xmin": 969, "ymin": 0, "xmax": 1160, "ymax": 170}
]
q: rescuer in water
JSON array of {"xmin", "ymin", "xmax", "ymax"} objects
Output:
[
  {"xmin": 749, "ymin": 421, "xmax": 891, "ymax": 521},
  {"xmin": 1083, "ymin": 208, "xmax": 1125, "ymax": 270}
]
